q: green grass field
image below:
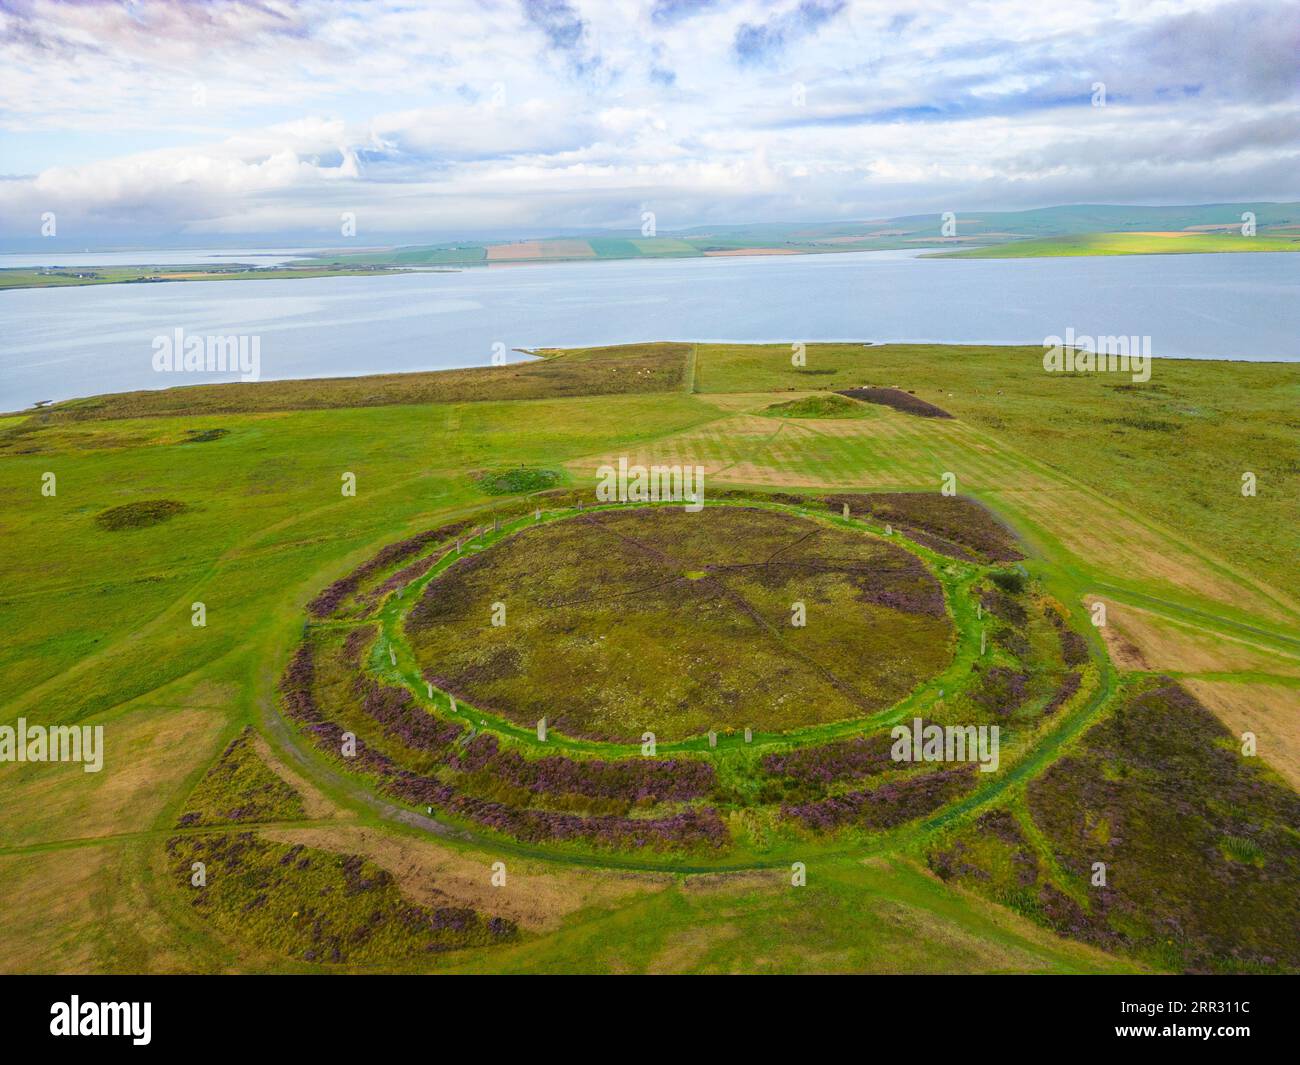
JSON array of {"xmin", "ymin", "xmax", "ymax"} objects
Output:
[
  {"xmin": 935, "ymin": 231, "xmax": 1300, "ymax": 258},
  {"xmin": 0, "ymin": 263, "xmax": 410, "ymax": 290},
  {"xmin": 1, "ymin": 341, "xmax": 1296, "ymax": 973}
]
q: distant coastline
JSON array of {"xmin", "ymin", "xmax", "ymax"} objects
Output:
[{"xmin": 5, "ymin": 202, "xmax": 1297, "ymax": 291}]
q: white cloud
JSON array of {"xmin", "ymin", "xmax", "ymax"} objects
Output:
[{"xmin": 0, "ymin": 0, "xmax": 1296, "ymax": 241}]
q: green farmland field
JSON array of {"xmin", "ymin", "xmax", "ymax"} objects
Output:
[{"xmin": 1, "ymin": 342, "xmax": 1296, "ymax": 974}]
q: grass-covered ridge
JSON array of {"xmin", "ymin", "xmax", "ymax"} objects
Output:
[{"xmin": 9, "ymin": 342, "xmax": 690, "ymax": 421}]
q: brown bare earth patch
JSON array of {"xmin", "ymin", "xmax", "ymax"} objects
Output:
[
  {"xmin": 261, "ymin": 825, "xmax": 666, "ymax": 932},
  {"xmin": 250, "ymin": 733, "xmax": 349, "ymax": 820},
  {"xmin": 0, "ymin": 700, "xmax": 227, "ymax": 849},
  {"xmin": 1086, "ymin": 597, "xmax": 1300, "ymax": 677},
  {"xmin": 1025, "ymin": 491, "xmax": 1293, "ymax": 626},
  {"xmin": 680, "ymin": 869, "xmax": 786, "ymax": 894},
  {"xmin": 1181, "ymin": 680, "xmax": 1300, "ymax": 790},
  {"xmin": 0, "ymin": 847, "xmax": 107, "ymax": 972},
  {"xmin": 486, "ymin": 242, "xmax": 544, "ymax": 260},
  {"xmin": 486, "ymin": 240, "xmax": 594, "ymax": 260}
]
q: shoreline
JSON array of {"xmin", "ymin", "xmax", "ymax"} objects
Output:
[
  {"xmin": 7, "ymin": 340, "xmax": 1296, "ymax": 418},
  {"xmin": 6, "ymin": 235, "xmax": 1299, "ymax": 291}
]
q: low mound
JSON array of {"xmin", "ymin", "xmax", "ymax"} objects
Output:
[
  {"xmin": 167, "ymin": 832, "xmax": 516, "ymax": 964},
  {"xmin": 406, "ymin": 506, "xmax": 954, "ymax": 741},
  {"xmin": 762, "ymin": 394, "xmax": 871, "ymax": 419},
  {"xmin": 837, "ymin": 387, "xmax": 953, "ymax": 418},
  {"xmin": 824, "ymin": 493, "xmax": 1023, "ymax": 564},
  {"xmin": 94, "ymin": 498, "xmax": 188, "ymax": 531},
  {"xmin": 175, "ymin": 728, "xmax": 304, "ymax": 828},
  {"xmin": 474, "ymin": 467, "xmax": 563, "ymax": 495}
]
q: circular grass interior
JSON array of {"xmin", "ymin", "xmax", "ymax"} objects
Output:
[{"xmin": 406, "ymin": 506, "xmax": 954, "ymax": 742}]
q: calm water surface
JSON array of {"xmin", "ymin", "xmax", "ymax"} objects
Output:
[{"xmin": 3, "ymin": 249, "xmax": 1297, "ymax": 409}]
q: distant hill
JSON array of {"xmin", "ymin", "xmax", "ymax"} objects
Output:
[{"xmin": 297, "ymin": 202, "xmax": 1300, "ymax": 267}]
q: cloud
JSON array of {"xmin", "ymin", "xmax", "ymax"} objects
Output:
[
  {"xmin": 0, "ymin": 0, "xmax": 1297, "ymax": 243},
  {"xmin": 520, "ymin": 0, "xmax": 601, "ymax": 75},
  {"xmin": 734, "ymin": 1, "xmax": 846, "ymax": 66},
  {"xmin": 650, "ymin": 0, "xmax": 721, "ymax": 26}
]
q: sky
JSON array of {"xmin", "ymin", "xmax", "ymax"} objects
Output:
[{"xmin": 1, "ymin": 0, "xmax": 1298, "ymax": 246}]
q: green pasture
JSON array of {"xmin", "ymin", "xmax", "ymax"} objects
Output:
[{"xmin": 1, "ymin": 341, "xmax": 1296, "ymax": 973}]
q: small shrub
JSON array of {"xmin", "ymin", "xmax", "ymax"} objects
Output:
[
  {"xmin": 183, "ymin": 428, "xmax": 229, "ymax": 443},
  {"xmin": 989, "ymin": 570, "xmax": 1026, "ymax": 594}
]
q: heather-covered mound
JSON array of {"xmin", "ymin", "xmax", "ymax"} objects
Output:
[
  {"xmin": 824, "ymin": 492, "xmax": 1023, "ymax": 564},
  {"xmin": 929, "ymin": 681, "xmax": 1300, "ymax": 973},
  {"xmin": 278, "ymin": 635, "xmax": 728, "ymax": 853},
  {"xmin": 167, "ymin": 832, "xmax": 516, "ymax": 965},
  {"xmin": 94, "ymin": 498, "xmax": 188, "ymax": 530},
  {"xmin": 473, "ymin": 466, "xmax": 563, "ymax": 495},
  {"xmin": 836, "ymin": 387, "xmax": 953, "ymax": 418},
  {"xmin": 176, "ymin": 727, "xmax": 305, "ymax": 828}
]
